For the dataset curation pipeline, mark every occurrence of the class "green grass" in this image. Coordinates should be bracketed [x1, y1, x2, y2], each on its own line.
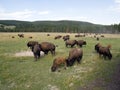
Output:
[0, 33, 120, 90]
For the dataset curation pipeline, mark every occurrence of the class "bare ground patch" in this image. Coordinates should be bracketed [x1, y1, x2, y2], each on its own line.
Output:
[14, 50, 44, 57]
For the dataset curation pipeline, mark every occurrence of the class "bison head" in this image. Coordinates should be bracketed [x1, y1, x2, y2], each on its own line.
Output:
[51, 66, 57, 72]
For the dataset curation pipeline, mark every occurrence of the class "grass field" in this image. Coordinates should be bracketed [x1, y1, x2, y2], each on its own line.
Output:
[0, 32, 120, 90]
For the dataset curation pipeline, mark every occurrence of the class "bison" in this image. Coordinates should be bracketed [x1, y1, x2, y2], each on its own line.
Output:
[51, 57, 67, 72]
[54, 35, 62, 39]
[95, 43, 112, 60]
[98, 45, 112, 60]
[27, 41, 39, 51]
[77, 40, 86, 47]
[95, 43, 101, 53]
[18, 34, 24, 38]
[32, 44, 41, 61]
[66, 48, 83, 66]
[65, 40, 77, 48]
[63, 35, 70, 41]
[39, 42, 56, 55]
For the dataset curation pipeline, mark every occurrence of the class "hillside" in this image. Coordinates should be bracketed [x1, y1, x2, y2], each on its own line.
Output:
[0, 20, 117, 33]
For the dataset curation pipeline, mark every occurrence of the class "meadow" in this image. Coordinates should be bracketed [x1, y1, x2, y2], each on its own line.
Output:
[0, 32, 120, 90]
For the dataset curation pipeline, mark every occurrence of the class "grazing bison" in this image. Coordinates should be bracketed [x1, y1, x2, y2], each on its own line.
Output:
[29, 36, 33, 39]
[12, 36, 15, 38]
[98, 45, 112, 60]
[63, 35, 70, 41]
[27, 41, 39, 51]
[51, 57, 67, 72]
[47, 34, 50, 36]
[32, 44, 41, 61]
[65, 40, 77, 48]
[54, 35, 62, 39]
[77, 40, 86, 47]
[18, 34, 24, 38]
[66, 48, 83, 66]
[95, 43, 101, 53]
[39, 42, 56, 55]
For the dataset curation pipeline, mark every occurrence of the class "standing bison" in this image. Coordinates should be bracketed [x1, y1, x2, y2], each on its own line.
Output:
[98, 45, 112, 60]
[32, 44, 41, 61]
[27, 41, 39, 51]
[65, 40, 77, 48]
[39, 42, 56, 55]
[51, 57, 67, 72]
[27, 41, 40, 61]
[77, 40, 86, 47]
[94, 43, 112, 60]
[66, 48, 83, 66]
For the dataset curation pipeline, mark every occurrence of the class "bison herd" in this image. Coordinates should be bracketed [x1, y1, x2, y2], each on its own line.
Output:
[26, 34, 112, 72]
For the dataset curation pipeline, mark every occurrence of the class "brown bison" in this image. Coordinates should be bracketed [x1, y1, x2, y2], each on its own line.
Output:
[32, 44, 41, 61]
[39, 42, 56, 55]
[51, 57, 67, 72]
[95, 43, 101, 53]
[27, 41, 39, 51]
[77, 40, 86, 47]
[54, 35, 62, 39]
[95, 43, 112, 60]
[29, 36, 33, 39]
[12, 36, 15, 38]
[65, 40, 77, 47]
[98, 45, 112, 60]
[18, 34, 24, 38]
[66, 48, 83, 66]
[63, 35, 70, 41]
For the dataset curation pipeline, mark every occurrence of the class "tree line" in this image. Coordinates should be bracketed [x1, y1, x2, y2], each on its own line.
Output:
[0, 20, 119, 33]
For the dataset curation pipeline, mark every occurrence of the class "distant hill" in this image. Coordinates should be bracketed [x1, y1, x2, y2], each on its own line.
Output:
[0, 20, 118, 33]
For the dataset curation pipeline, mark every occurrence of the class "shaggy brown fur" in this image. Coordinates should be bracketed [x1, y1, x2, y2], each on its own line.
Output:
[67, 48, 83, 66]
[77, 40, 86, 47]
[54, 35, 62, 39]
[65, 40, 77, 48]
[39, 42, 56, 55]
[51, 57, 67, 72]
[32, 44, 41, 61]
[27, 41, 39, 51]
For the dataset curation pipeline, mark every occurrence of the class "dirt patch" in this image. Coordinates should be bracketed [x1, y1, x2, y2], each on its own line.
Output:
[14, 50, 44, 57]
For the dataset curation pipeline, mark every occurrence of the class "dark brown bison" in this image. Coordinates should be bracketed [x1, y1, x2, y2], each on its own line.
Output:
[27, 41, 39, 51]
[65, 40, 77, 47]
[63, 35, 70, 41]
[47, 34, 50, 36]
[95, 43, 101, 53]
[75, 34, 80, 37]
[77, 40, 86, 47]
[54, 35, 62, 39]
[39, 42, 56, 55]
[66, 48, 83, 66]
[18, 34, 24, 38]
[32, 44, 41, 61]
[95, 43, 112, 60]
[96, 37, 99, 41]
[98, 45, 112, 60]
[51, 57, 67, 72]
[29, 36, 33, 39]
[12, 36, 15, 38]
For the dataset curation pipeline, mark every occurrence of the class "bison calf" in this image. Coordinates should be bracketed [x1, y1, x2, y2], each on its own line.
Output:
[51, 57, 67, 72]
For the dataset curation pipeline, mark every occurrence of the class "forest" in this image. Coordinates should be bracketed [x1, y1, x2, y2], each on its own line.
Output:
[0, 20, 119, 33]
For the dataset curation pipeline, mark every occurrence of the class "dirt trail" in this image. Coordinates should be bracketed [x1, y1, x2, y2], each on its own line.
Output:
[77, 63, 120, 90]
